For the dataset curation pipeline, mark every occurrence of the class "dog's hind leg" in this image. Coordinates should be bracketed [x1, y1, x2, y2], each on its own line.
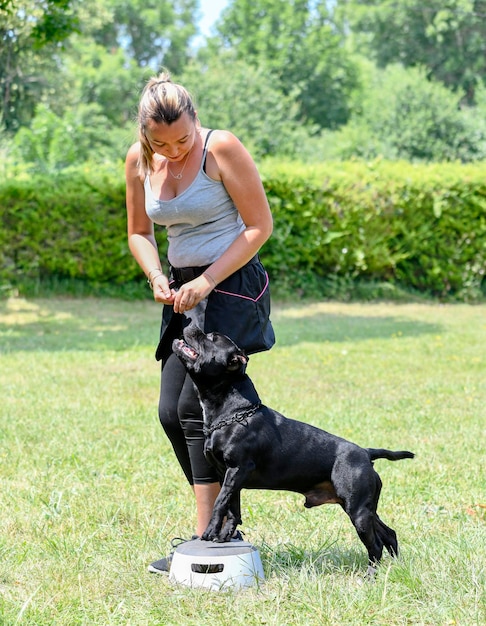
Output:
[345, 503, 384, 576]
[342, 480, 385, 575]
[344, 487, 399, 575]
[375, 515, 398, 557]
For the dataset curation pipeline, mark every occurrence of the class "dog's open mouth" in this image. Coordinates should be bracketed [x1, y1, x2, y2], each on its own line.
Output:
[174, 338, 198, 360]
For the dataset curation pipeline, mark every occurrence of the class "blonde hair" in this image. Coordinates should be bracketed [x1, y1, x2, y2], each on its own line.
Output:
[137, 71, 197, 175]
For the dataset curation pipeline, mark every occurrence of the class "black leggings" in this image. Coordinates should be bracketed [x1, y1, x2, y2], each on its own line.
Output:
[158, 352, 219, 485]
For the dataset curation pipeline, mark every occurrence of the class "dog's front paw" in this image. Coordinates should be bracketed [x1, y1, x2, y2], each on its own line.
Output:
[217, 528, 235, 543]
[201, 526, 219, 542]
[210, 533, 229, 543]
[200, 531, 212, 541]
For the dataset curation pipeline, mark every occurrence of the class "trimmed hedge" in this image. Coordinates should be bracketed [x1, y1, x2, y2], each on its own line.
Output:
[260, 160, 486, 300]
[1, 160, 485, 300]
[0, 164, 144, 287]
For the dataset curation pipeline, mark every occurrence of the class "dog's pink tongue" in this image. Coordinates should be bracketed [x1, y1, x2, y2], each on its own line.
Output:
[183, 345, 198, 358]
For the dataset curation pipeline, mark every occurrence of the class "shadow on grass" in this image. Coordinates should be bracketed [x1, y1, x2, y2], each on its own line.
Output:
[0, 298, 442, 353]
[0, 297, 160, 353]
[272, 311, 443, 347]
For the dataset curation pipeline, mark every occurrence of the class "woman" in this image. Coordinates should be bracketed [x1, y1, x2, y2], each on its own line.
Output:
[125, 71, 275, 573]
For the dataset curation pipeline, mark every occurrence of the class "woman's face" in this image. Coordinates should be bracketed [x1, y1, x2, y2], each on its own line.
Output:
[144, 112, 198, 162]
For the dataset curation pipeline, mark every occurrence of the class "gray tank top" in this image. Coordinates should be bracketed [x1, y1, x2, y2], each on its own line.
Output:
[144, 131, 245, 267]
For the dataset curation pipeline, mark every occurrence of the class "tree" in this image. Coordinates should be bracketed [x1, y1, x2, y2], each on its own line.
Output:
[0, 0, 198, 134]
[61, 38, 145, 126]
[339, 0, 486, 104]
[211, 0, 361, 129]
[84, 0, 197, 73]
[320, 64, 486, 162]
[179, 55, 316, 159]
[0, 0, 79, 131]
[10, 102, 129, 171]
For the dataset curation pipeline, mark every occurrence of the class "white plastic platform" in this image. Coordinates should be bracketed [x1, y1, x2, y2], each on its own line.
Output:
[169, 538, 264, 591]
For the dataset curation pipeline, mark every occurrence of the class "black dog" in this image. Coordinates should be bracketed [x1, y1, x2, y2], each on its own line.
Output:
[173, 326, 414, 575]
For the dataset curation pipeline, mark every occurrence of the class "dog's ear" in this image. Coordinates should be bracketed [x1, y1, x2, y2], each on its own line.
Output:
[227, 353, 248, 372]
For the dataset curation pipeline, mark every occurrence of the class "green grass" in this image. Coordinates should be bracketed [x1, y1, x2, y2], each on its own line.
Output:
[1, 297, 485, 625]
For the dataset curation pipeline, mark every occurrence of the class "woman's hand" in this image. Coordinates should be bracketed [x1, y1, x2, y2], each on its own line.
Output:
[172, 274, 215, 314]
[151, 274, 176, 304]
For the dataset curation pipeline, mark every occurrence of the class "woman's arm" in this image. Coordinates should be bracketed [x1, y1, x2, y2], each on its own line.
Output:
[125, 142, 174, 303]
[203, 130, 273, 282]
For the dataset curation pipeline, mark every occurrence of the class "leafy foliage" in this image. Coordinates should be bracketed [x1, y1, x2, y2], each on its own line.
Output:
[0, 0, 196, 135]
[1, 0, 486, 305]
[259, 160, 486, 300]
[178, 56, 316, 159]
[0, 164, 144, 287]
[318, 64, 486, 162]
[61, 39, 145, 126]
[214, 0, 361, 129]
[0, 0, 79, 131]
[2, 1, 486, 164]
[10, 104, 133, 173]
[340, 0, 486, 105]
[84, 0, 197, 73]
[1, 161, 485, 301]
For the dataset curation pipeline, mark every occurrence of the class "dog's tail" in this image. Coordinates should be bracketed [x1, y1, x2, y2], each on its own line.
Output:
[367, 448, 415, 462]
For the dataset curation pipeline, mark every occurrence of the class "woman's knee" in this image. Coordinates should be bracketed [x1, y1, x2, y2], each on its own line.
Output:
[158, 395, 180, 433]
[177, 379, 203, 438]
[159, 353, 186, 433]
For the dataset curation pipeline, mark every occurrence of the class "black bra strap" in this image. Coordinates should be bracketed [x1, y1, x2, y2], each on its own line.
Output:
[202, 129, 214, 172]
[203, 129, 214, 149]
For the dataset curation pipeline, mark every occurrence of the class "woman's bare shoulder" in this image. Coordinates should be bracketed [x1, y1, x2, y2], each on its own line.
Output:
[126, 141, 141, 162]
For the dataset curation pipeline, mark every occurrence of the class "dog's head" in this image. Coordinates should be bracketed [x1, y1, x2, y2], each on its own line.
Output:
[172, 325, 248, 383]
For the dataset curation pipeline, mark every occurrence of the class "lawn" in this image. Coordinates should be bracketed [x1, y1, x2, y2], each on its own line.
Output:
[0, 296, 485, 625]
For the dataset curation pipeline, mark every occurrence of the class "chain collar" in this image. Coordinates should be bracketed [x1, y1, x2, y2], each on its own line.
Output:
[203, 403, 261, 436]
